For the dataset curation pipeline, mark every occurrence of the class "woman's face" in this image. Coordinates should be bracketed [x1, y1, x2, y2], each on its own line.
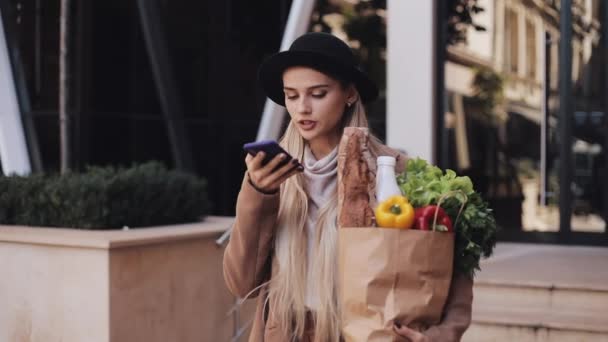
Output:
[282, 66, 356, 146]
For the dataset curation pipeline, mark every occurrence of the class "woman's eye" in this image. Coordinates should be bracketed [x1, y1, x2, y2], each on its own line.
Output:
[312, 92, 327, 98]
[286, 95, 298, 100]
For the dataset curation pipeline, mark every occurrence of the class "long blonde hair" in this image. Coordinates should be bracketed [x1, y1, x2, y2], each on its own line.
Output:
[267, 94, 384, 342]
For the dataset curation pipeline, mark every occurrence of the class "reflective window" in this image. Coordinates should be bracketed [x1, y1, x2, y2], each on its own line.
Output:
[2, 0, 292, 215]
[443, 0, 607, 236]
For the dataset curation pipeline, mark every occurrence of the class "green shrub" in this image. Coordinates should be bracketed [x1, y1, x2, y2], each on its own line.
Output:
[0, 162, 210, 229]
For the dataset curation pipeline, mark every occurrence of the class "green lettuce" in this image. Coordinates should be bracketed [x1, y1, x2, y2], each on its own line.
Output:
[396, 158, 498, 278]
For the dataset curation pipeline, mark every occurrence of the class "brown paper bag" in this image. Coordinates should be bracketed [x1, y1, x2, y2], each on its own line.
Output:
[337, 127, 454, 341]
[338, 228, 454, 342]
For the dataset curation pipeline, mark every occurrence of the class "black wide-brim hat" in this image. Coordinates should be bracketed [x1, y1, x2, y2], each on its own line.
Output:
[258, 32, 379, 106]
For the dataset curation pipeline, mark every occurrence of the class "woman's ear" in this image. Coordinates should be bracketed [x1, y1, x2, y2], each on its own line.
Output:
[346, 85, 359, 105]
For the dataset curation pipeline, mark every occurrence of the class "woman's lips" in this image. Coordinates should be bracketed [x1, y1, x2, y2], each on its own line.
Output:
[298, 120, 317, 131]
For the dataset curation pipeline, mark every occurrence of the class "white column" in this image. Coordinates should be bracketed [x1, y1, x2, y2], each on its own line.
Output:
[0, 10, 31, 175]
[387, 0, 436, 162]
[256, 0, 316, 141]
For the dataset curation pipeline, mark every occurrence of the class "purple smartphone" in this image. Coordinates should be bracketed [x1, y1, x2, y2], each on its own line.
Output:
[243, 140, 301, 170]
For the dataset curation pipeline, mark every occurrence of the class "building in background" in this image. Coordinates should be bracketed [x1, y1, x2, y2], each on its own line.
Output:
[1, 0, 607, 245]
[443, 0, 607, 237]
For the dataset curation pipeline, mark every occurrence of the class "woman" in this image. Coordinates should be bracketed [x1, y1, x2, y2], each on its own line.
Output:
[223, 32, 473, 342]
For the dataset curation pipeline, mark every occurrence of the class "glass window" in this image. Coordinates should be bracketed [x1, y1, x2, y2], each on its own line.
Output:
[504, 8, 519, 74]
[526, 18, 537, 79]
[592, 0, 600, 21]
[443, 1, 608, 236]
[8, 0, 60, 112]
[2, 0, 294, 215]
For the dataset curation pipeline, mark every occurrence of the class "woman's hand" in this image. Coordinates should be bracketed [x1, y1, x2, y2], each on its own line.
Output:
[394, 324, 430, 342]
[245, 152, 303, 193]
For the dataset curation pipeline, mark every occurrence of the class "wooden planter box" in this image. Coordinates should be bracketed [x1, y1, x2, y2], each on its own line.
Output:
[0, 216, 252, 342]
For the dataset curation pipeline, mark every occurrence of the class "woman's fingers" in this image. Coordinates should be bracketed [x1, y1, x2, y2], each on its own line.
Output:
[245, 153, 254, 165]
[264, 166, 302, 191]
[245, 152, 303, 192]
[257, 153, 290, 178]
[245, 152, 266, 172]
[265, 160, 303, 187]
[393, 324, 429, 342]
[256, 160, 302, 191]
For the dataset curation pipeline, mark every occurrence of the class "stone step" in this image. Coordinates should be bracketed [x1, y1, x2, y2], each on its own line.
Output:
[462, 243, 608, 342]
[464, 306, 608, 342]
[473, 281, 608, 315]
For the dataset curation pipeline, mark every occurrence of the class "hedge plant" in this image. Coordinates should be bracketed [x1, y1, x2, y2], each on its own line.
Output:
[0, 162, 210, 229]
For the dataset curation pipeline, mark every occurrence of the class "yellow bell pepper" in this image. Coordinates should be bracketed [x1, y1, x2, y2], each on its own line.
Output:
[375, 195, 415, 229]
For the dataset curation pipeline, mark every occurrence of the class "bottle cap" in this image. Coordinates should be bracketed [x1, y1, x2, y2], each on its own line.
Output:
[377, 156, 396, 167]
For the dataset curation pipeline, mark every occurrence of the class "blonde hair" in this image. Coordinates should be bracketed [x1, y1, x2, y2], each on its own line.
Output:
[267, 95, 384, 342]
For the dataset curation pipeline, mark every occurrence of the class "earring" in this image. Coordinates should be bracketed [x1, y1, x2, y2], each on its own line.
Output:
[347, 102, 352, 107]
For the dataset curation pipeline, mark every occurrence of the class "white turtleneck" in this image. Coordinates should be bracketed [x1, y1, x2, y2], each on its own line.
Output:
[302, 144, 338, 310]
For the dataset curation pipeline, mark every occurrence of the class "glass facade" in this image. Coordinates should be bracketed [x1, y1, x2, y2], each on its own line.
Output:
[1, 0, 388, 216]
[441, 0, 607, 244]
[1, 0, 293, 215]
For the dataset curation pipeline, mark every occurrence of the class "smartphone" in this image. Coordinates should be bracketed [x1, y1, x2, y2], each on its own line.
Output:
[243, 140, 301, 170]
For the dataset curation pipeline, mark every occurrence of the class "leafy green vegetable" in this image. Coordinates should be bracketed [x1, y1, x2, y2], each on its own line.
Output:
[397, 158, 498, 278]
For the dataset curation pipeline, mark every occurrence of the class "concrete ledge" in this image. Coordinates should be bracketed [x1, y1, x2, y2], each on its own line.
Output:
[0, 216, 234, 249]
[0, 216, 247, 342]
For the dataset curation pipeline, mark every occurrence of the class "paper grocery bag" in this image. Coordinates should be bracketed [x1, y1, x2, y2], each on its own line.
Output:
[338, 228, 454, 342]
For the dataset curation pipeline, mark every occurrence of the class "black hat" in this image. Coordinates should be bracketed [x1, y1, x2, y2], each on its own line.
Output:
[258, 32, 379, 106]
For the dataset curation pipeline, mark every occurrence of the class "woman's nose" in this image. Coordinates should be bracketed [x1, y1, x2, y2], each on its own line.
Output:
[296, 97, 312, 114]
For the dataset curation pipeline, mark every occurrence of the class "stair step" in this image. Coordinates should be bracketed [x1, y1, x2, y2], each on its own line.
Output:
[473, 282, 608, 314]
[464, 243, 608, 341]
[476, 243, 608, 292]
[464, 305, 608, 341]
[464, 323, 608, 342]
[471, 306, 608, 334]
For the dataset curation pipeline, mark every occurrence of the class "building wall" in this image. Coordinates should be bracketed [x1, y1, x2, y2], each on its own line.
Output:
[0, 0, 293, 216]
[450, 0, 602, 119]
[445, 0, 607, 234]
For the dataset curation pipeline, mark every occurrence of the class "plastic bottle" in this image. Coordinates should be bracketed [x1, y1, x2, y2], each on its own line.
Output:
[375, 156, 402, 205]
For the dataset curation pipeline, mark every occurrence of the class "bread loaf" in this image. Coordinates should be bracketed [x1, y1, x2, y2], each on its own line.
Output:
[337, 127, 376, 228]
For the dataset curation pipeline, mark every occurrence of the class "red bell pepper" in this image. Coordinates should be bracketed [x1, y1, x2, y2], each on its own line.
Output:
[414, 205, 453, 232]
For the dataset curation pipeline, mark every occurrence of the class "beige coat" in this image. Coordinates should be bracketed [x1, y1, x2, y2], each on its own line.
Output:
[223, 146, 474, 341]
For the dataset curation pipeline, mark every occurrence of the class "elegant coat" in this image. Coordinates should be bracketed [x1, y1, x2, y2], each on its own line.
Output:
[223, 146, 473, 342]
